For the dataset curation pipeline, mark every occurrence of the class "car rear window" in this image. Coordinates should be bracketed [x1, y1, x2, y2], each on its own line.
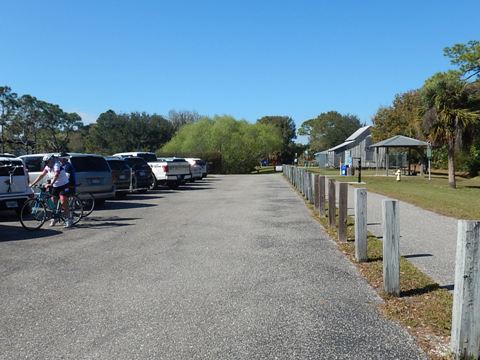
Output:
[125, 157, 149, 169]
[136, 153, 158, 162]
[71, 156, 110, 172]
[107, 160, 129, 171]
[22, 156, 43, 172]
[0, 160, 25, 176]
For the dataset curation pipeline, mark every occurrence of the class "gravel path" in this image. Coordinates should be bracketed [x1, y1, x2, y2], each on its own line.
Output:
[324, 181, 457, 289]
[0, 174, 425, 359]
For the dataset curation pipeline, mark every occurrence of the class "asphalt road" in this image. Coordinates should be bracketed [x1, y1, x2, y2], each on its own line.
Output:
[0, 175, 425, 359]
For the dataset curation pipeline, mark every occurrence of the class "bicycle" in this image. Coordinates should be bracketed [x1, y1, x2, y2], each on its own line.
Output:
[19, 185, 84, 230]
[76, 187, 95, 217]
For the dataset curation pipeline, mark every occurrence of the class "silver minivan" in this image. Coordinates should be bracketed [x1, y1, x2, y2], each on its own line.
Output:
[20, 153, 115, 206]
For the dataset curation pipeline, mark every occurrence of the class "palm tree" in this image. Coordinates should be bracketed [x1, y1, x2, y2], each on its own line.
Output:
[421, 71, 480, 188]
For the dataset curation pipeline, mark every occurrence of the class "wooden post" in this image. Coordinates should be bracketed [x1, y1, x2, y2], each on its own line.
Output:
[310, 173, 315, 204]
[314, 174, 319, 210]
[451, 220, 480, 360]
[338, 183, 348, 242]
[355, 188, 368, 262]
[382, 199, 400, 296]
[328, 179, 336, 228]
[319, 176, 326, 216]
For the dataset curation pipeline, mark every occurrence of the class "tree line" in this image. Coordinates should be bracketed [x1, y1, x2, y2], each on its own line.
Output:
[0, 88, 299, 173]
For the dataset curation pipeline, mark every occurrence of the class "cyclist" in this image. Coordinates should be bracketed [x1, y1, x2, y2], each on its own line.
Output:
[58, 152, 76, 196]
[29, 154, 73, 228]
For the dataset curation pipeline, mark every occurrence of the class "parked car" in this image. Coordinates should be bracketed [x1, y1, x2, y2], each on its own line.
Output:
[105, 156, 131, 198]
[20, 153, 115, 206]
[0, 155, 33, 215]
[185, 158, 204, 181]
[121, 156, 152, 192]
[113, 152, 191, 189]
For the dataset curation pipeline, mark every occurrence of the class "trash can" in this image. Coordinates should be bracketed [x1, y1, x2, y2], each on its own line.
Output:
[341, 165, 347, 176]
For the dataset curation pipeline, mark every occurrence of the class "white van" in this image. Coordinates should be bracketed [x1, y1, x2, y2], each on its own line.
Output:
[0, 155, 33, 214]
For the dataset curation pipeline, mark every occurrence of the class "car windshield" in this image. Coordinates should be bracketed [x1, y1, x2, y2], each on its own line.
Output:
[71, 156, 110, 172]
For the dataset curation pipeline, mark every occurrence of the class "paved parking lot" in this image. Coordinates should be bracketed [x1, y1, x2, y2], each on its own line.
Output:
[0, 175, 425, 359]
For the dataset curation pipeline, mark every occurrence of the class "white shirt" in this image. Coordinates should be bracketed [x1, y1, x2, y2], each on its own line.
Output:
[43, 161, 69, 187]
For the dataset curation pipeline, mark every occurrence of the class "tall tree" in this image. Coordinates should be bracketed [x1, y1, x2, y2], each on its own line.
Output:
[298, 111, 362, 152]
[162, 115, 282, 173]
[421, 71, 480, 188]
[257, 116, 297, 163]
[371, 90, 424, 142]
[444, 40, 480, 80]
[0, 86, 18, 153]
[168, 110, 201, 132]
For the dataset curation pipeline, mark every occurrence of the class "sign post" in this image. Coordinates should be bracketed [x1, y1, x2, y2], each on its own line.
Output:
[426, 145, 432, 181]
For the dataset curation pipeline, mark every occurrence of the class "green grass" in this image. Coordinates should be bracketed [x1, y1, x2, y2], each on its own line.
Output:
[308, 167, 480, 220]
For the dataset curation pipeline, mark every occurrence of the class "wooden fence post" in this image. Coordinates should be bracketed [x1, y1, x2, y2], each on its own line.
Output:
[338, 183, 348, 242]
[451, 220, 480, 360]
[328, 179, 336, 228]
[314, 174, 319, 210]
[355, 188, 368, 262]
[310, 173, 315, 204]
[382, 199, 400, 296]
[319, 176, 326, 216]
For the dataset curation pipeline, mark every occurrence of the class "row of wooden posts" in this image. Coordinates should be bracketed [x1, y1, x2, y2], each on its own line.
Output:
[283, 165, 480, 360]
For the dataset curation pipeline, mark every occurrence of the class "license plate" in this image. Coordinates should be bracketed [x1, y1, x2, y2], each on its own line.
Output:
[139, 171, 145, 176]
[119, 175, 127, 180]
[6, 201, 18, 208]
[90, 178, 101, 185]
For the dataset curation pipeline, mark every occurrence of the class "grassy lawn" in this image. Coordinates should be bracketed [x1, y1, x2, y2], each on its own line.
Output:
[307, 167, 480, 220]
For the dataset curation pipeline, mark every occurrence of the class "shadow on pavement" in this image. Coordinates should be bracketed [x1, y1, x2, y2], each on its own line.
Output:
[103, 201, 157, 210]
[403, 253, 433, 259]
[0, 224, 62, 242]
[116, 194, 164, 201]
[177, 185, 213, 191]
[75, 215, 140, 229]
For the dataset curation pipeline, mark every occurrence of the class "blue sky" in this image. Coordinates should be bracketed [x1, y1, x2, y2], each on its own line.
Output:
[2, 0, 478, 142]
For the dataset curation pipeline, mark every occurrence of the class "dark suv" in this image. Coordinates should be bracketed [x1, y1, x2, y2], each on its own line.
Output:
[105, 157, 131, 198]
[122, 156, 152, 192]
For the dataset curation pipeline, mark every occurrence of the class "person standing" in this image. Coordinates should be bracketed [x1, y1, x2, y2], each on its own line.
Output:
[30, 154, 73, 228]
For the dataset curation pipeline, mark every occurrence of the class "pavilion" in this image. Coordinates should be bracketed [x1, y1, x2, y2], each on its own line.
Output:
[369, 135, 430, 176]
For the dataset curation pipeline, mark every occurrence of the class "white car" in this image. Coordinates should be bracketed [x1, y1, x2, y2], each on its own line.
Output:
[0, 155, 33, 215]
[184, 158, 203, 181]
[185, 158, 207, 179]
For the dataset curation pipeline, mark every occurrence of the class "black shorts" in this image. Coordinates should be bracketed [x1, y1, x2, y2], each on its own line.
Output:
[52, 184, 70, 197]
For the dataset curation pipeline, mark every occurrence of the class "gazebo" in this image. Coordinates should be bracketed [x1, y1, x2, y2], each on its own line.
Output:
[369, 135, 430, 176]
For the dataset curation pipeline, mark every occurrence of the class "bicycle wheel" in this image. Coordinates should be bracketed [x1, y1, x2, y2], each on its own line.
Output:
[68, 195, 84, 224]
[78, 192, 95, 217]
[20, 199, 47, 230]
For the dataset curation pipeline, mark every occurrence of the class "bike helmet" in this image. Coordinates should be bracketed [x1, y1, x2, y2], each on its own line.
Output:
[42, 154, 56, 162]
